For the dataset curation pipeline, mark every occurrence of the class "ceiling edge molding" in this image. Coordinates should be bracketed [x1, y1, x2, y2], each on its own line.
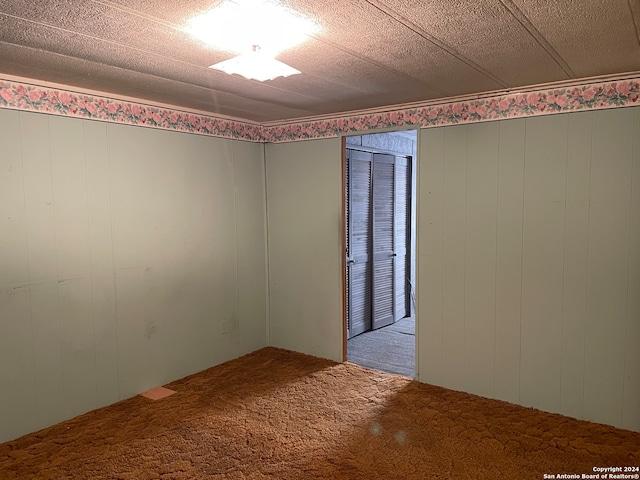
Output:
[0, 72, 639, 144]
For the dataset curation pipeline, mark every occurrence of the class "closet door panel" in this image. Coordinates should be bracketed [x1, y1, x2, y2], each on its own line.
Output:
[372, 154, 395, 329]
[347, 150, 373, 337]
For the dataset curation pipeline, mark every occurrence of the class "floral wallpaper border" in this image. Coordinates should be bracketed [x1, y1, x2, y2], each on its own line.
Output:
[262, 77, 640, 142]
[1, 76, 639, 143]
[0, 79, 263, 142]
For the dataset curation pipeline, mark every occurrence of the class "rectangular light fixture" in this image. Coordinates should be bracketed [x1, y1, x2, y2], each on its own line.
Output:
[209, 47, 301, 82]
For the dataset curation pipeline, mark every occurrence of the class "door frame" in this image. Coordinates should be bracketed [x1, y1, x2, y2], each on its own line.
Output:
[342, 129, 418, 360]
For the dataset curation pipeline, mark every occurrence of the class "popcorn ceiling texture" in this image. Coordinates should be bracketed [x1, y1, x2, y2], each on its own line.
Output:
[0, 0, 639, 122]
[0, 347, 637, 479]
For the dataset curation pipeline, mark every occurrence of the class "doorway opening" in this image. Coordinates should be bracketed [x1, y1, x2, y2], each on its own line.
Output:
[344, 130, 417, 378]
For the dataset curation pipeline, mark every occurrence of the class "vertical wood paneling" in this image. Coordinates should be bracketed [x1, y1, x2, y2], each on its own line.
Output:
[520, 114, 568, 413]
[49, 116, 98, 419]
[232, 140, 268, 356]
[29, 282, 64, 429]
[0, 288, 37, 441]
[623, 107, 640, 431]
[111, 265, 153, 398]
[583, 109, 634, 427]
[196, 136, 239, 371]
[84, 122, 114, 277]
[465, 122, 499, 398]
[182, 136, 238, 370]
[560, 111, 592, 420]
[109, 125, 170, 396]
[20, 112, 57, 285]
[418, 128, 444, 385]
[0, 109, 37, 440]
[265, 139, 344, 362]
[84, 120, 119, 406]
[50, 116, 91, 280]
[108, 125, 239, 397]
[107, 124, 149, 398]
[59, 278, 96, 418]
[1, 108, 268, 442]
[494, 118, 525, 404]
[0, 109, 29, 290]
[417, 108, 640, 431]
[19, 112, 66, 429]
[441, 126, 467, 390]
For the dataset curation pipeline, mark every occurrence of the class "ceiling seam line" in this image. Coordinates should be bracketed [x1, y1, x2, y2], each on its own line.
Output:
[628, 0, 640, 47]
[91, 0, 184, 31]
[365, 0, 509, 89]
[306, 34, 451, 97]
[497, 0, 576, 78]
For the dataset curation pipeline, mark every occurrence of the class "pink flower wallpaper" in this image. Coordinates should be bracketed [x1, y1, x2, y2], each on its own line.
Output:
[261, 79, 640, 142]
[0, 76, 638, 144]
[0, 81, 262, 141]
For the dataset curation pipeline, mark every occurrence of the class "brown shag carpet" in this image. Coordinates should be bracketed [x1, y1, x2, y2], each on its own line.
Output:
[1, 347, 638, 479]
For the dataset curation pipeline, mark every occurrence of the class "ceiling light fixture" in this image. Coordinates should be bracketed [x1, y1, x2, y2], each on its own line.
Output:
[186, 0, 318, 81]
[209, 45, 301, 81]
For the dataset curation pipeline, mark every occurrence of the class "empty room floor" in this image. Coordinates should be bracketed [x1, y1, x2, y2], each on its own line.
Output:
[347, 316, 415, 378]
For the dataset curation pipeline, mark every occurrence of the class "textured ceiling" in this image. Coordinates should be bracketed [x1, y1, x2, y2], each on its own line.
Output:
[1, 0, 639, 123]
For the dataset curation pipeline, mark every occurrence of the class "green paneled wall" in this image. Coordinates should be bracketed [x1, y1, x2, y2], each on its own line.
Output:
[418, 107, 640, 432]
[0, 110, 267, 443]
[265, 139, 344, 362]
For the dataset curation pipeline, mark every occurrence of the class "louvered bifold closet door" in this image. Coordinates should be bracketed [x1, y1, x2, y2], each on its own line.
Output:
[394, 156, 410, 320]
[372, 153, 396, 330]
[347, 149, 373, 338]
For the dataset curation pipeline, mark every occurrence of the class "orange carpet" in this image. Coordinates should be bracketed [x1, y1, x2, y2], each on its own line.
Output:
[1, 347, 638, 479]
